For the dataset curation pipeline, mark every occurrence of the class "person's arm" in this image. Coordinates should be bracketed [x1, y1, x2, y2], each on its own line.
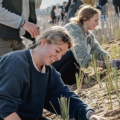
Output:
[90, 33, 110, 61]
[4, 112, 21, 120]
[35, 0, 42, 9]
[0, 0, 40, 38]
[64, 24, 92, 68]
[44, 66, 94, 120]
[65, 0, 71, 12]
[0, 70, 24, 119]
[0, 0, 23, 29]
[61, 11, 65, 14]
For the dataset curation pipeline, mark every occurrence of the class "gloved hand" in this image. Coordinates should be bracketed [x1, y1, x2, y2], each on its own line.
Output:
[89, 114, 106, 120]
[112, 59, 120, 69]
[103, 59, 120, 69]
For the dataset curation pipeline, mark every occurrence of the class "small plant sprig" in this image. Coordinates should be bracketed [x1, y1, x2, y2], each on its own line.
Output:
[50, 96, 70, 120]
[58, 97, 70, 120]
[104, 57, 120, 108]
[91, 55, 102, 88]
[76, 67, 84, 93]
[104, 78, 113, 110]
[115, 27, 120, 39]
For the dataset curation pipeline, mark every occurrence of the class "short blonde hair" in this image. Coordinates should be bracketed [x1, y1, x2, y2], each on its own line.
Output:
[28, 26, 73, 49]
[70, 5, 100, 25]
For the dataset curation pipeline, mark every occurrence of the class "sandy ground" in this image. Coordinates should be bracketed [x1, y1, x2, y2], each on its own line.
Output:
[43, 39, 120, 120]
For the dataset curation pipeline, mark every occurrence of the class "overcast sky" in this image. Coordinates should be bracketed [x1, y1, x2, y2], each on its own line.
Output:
[40, 0, 67, 9]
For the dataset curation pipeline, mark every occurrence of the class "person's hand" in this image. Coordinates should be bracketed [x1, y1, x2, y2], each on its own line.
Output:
[98, 61, 104, 68]
[22, 21, 40, 38]
[89, 115, 106, 120]
[112, 59, 120, 69]
[103, 59, 120, 69]
[88, 112, 106, 120]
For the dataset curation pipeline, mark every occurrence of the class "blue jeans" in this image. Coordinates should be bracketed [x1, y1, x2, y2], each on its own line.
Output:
[101, 5, 107, 15]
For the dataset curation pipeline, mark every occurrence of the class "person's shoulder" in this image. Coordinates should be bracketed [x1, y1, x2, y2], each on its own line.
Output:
[64, 23, 83, 33]
[5, 49, 28, 61]
[0, 49, 29, 71]
[64, 23, 80, 29]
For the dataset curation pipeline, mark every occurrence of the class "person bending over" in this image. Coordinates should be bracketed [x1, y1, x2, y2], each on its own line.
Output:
[52, 5, 120, 85]
[0, 26, 106, 120]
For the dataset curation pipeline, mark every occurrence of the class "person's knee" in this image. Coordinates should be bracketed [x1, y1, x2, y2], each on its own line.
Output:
[59, 59, 79, 85]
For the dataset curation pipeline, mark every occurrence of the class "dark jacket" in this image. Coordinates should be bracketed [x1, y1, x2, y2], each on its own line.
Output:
[99, 0, 107, 6]
[0, 49, 94, 120]
[0, 0, 36, 41]
[113, 0, 120, 6]
[50, 9, 56, 19]
[65, 0, 83, 23]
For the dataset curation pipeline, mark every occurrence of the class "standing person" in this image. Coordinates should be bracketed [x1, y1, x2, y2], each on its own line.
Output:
[54, 5, 62, 24]
[99, 0, 108, 17]
[61, 2, 67, 22]
[53, 5, 120, 85]
[83, 0, 94, 6]
[65, 0, 83, 23]
[0, 26, 106, 120]
[0, 0, 41, 57]
[50, 6, 56, 24]
[113, 0, 120, 17]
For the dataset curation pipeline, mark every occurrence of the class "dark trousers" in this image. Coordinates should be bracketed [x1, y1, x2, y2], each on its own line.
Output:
[52, 50, 80, 85]
[114, 5, 120, 16]
[61, 13, 65, 21]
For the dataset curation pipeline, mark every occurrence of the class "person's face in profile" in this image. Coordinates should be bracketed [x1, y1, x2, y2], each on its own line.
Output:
[84, 13, 99, 31]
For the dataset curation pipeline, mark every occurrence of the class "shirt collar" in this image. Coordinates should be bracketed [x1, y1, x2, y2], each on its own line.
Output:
[30, 49, 46, 73]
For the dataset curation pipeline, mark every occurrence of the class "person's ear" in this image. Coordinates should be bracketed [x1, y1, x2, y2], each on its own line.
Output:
[40, 38, 47, 47]
[83, 18, 88, 24]
[83, 18, 87, 21]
